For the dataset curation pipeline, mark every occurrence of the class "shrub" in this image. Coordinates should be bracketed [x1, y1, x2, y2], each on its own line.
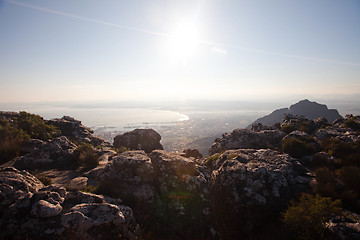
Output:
[322, 139, 360, 158]
[280, 124, 295, 134]
[282, 193, 341, 240]
[0, 119, 29, 164]
[82, 185, 99, 194]
[282, 137, 316, 158]
[13, 111, 59, 140]
[115, 146, 130, 153]
[336, 166, 360, 192]
[298, 120, 315, 134]
[204, 153, 221, 167]
[314, 167, 337, 197]
[73, 143, 99, 169]
[33, 171, 52, 186]
[343, 118, 360, 131]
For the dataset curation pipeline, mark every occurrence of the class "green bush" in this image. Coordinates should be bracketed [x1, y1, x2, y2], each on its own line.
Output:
[0, 119, 30, 163]
[115, 146, 130, 153]
[13, 111, 59, 140]
[282, 137, 316, 158]
[204, 153, 221, 167]
[336, 166, 360, 192]
[73, 143, 99, 169]
[343, 118, 360, 131]
[280, 124, 295, 134]
[314, 167, 337, 197]
[298, 120, 315, 134]
[322, 139, 360, 158]
[82, 185, 99, 194]
[282, 193, 341, 240]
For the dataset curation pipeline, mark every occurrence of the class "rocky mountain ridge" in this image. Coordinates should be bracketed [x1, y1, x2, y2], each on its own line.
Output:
[0, 109, 360, 239]
[248, 99, 343, 128]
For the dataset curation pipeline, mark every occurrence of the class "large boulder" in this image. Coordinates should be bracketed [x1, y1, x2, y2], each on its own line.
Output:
[113, 129, 163, 153]
[0, 167, 44, 216]
[98, 150, 215, 239]
[0, 167, 138, 240]
[209, 129, 285, 155]
[50, 116, 110, 147]
[209, 149, 311, 239]
[99, 151, 157, 226]
[13, 136, 77, 170]
[149, 150, 214, 239]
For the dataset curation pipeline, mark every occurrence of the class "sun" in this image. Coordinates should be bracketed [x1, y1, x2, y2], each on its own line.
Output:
[166, 22, 200, 61]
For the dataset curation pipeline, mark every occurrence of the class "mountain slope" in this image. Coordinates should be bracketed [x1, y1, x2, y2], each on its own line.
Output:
[248, 99, 342, 128]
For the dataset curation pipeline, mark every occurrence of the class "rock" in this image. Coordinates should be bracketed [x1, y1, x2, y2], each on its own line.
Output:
[20, 139, 44, 155]
[50, 116, 111, 147]
[0, 167, 139, 240]
[149, 150, 213, 239]
[209, 129, 285, 155]
[0, 167, 44, 216]
[180, 149, 203, 159]
[61, 203, 135, 240]
[326, 211, 360, 240]
[13, 136, 77, 170]
[68, 177, 88, 191]
[209, 149, 311, 239]
[30, 199, 63, 218]
[113, 129, 163, 153]
[100, 151, 156, 226]
[98, 150, 215, 239]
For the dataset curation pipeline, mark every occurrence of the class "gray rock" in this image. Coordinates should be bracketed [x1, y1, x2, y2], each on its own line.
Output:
[68, 177, 88, 191]
[209, 129, 285, 155]
[0, 167, 139, 240]
[50, 116, 111, 147]
[0, 167, 44, 215]
[30, 199, 63, 218]
[327, 211, 360, 240]
[113, 129, 163, 153]
[210, 149, 311, 239]
[13, 136, 77, 170]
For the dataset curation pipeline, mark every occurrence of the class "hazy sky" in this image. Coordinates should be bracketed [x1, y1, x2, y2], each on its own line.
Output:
[1, 0, 359, 103]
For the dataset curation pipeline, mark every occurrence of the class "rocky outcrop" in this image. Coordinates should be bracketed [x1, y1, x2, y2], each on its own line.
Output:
[209, 129, 285, 155]
[50, 116, 110, 147]
[0, 167, 44, 216]
[98, 150, 215, 239]
[180, 149, 203, 159]
[0, 167, 138, 240]
[149, 150, 213, 239]
[209, 149, 311, 239]
[327, 211, 360, 240]
[249, 99, 343, 128]
[99, 150, 157, 226]
[13, 136, 77, 170]
[113, 129, 163, 153]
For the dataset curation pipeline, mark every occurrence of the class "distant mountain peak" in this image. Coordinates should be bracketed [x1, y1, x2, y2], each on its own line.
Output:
[248, 99, 342, 128]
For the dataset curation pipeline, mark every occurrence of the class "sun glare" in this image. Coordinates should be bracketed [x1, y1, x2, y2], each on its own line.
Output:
[166, 22, 200, 61]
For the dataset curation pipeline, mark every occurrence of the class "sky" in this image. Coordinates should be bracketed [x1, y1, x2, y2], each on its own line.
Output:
[0, 0, 360, 104]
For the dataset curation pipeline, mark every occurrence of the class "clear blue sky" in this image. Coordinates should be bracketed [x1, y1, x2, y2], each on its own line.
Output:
[0, 0, 359, 103]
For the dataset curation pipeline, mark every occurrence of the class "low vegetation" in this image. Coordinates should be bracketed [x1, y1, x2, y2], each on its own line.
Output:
[73, 143, 99, 169]
[282, 193, 341, 240]
[0, 112, 59, 164]
[282, 137, 316, 158]
[0, 119, 29, 164]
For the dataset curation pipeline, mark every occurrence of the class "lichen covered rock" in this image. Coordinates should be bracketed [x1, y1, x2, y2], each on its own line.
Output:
[0, 167, 138, 240]
[209, 129, 285, 155]
[113, 129, 163, 153]
[209, 149, 311, 239]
